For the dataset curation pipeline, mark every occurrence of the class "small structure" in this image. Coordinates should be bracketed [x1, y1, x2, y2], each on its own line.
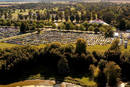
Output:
[89, 19, 109, 25]
[114, 32, 119, 37]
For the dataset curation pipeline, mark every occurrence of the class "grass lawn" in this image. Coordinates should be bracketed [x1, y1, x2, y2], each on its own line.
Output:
[0, 43, 19, 49]
[0, 42, 130, 52]
[87, 44, 111, 52]
[120, 45, 130, 52]
[64, 76, 97, 87]
[87, 45, 130, 52]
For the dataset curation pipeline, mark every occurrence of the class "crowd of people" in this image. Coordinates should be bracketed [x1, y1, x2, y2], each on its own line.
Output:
[0, 28, 19, 39]
[3, 30, 115, 45]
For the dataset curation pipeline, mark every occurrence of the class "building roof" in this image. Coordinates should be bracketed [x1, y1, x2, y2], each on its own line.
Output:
[89, 19, 109, 25]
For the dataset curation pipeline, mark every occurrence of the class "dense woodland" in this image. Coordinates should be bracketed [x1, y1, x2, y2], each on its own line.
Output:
[0, 38, 129, 87]
[0, 3, 129, 31]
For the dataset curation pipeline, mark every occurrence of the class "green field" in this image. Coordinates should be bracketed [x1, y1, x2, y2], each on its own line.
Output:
[0, 43, 18, 49]
[0, 43, 130, 52]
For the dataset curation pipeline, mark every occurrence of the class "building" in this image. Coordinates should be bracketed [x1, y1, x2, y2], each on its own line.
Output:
[89, 19, 109, 25]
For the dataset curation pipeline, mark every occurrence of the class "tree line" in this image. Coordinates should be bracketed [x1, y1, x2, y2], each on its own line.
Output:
[0, 38, 129, 87]
[0, 3, 129, 30]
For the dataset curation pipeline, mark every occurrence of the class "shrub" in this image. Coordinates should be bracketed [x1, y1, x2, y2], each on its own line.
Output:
[89, 64, 96, 80]
[79, 24, 85, 31]
[58, 23, 65, 29]
[86, 54, 97, 65]
[57, 57, 70, 75]
[98, 59, 107, 71]
[120, 50, 130, 80]
[88, 26, 95, 31]
[75, 38, 87, 54]
[105, 39, 121, 64]
[104, 26, 114, 37]
[104, 50, 121, 64]
[104, 61, 121, 87]
[92, 51, 105, 61]
[65, 22, 75, 30]
[48, 42, 61, 50]
[109, 39, 120, 51]
[52, 23, 56, 29]
[64, 44, 74, 53]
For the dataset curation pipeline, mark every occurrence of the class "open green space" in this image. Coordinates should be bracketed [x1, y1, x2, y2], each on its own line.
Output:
[0, 43, 18, 49]
[0, 42, 129, 52]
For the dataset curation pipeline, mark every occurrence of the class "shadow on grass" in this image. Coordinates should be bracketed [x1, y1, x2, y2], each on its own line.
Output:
[0, 63, 87, 85]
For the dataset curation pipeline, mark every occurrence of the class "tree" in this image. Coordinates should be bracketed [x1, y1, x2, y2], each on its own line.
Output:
[105, 39, 121, 64]
[6, 20, 12, 26]
[55, 15, 59, 22]
[75, 38, 87, 54]
[83, 22, 89, 30]
[109, 39, 120, 51]
[120, 50, 130, 80]
[37, 28, 41, 34]
[81, 14, 86, 22]
[88, 26, 95, 31]
[96, 69, 107, 87]
[31, 26, 36, 31]
[105, 27, 114, 37]
[104, 62, 121, 87]
[57, 57, 70, 75]
[76, 14, 80, 23]
[70, 15, 75, 22]
[89, 64, 96, 80]
[64, 44, 74, 53]
[98, 59, 107, 71]
[65, 22, 75, 30]
[125, 20, 130, 29]
[46, 11, 50, 21]
[119, 18, 126, 30]
[99, 26, 105, 33]
[58, 23, 65, 29]
[52, 24, 56, 29]
[65, 16, 69, 22]
[65, 9, 70, 22]
[58, 12, 64, 21]
[102, 11, 116, 24]
[18, 14, 24, 20]
[79, 24, 85, 31]
[52, 15, 55, 22]
[36, 11, 41, 20]
[48, 42, 61, 50]
[20, 22, 27, 33]
[28, 10, 33, 19]
[94, 27, 99, 34]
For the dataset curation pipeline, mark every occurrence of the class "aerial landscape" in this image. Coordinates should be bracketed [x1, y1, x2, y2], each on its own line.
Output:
[0, 0, 129, 87]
